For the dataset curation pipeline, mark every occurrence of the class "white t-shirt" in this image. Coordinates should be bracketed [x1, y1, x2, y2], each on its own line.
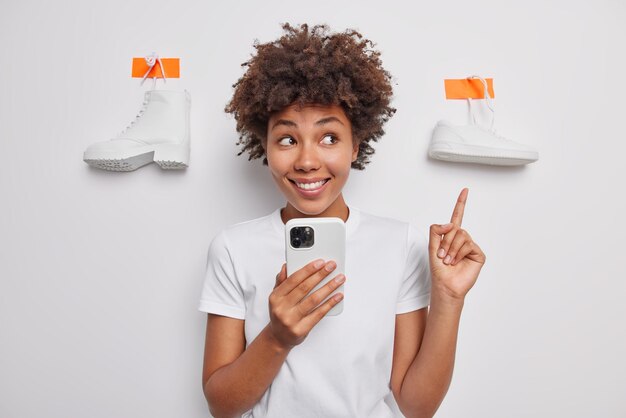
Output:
[198, 205, 432, 418]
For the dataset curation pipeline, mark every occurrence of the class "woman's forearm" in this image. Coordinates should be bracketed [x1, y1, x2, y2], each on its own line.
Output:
[399, 293, 464, 418]
[204, 323, 292, 418]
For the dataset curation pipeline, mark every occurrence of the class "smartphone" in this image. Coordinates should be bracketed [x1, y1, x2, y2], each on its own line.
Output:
[285, 217, 346, 316]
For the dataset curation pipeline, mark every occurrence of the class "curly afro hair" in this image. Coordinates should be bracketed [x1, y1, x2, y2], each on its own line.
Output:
[224, 22, 397, 170]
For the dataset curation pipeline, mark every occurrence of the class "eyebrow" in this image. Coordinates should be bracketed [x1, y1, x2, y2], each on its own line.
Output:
[270, 116, 345, 131]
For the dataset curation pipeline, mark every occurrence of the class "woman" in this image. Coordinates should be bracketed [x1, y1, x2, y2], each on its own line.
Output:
[199, 23, 486, 418]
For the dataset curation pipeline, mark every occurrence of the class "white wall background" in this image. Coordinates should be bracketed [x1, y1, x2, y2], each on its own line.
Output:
[1, 0, 625, 417]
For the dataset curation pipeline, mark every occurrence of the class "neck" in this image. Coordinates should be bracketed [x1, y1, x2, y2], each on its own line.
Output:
[280, 195, 350, 224]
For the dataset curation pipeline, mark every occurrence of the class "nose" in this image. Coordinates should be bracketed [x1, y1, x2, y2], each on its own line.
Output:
[294, 142, 321, 172]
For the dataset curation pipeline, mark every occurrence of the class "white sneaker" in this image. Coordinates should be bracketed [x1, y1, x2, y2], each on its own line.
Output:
[83, 89, 191, 171]
[429, 76, 538, 166]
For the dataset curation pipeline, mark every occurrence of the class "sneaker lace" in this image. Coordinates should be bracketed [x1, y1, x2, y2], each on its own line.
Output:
[491, 128, 509, 140]
[467, 75, 499, 134]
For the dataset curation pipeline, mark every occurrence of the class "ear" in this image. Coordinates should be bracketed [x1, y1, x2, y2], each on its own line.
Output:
[351, 141, 359, 162]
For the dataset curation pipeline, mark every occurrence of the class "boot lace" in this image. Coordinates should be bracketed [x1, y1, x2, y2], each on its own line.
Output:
[118, 53, 168, 136]
[119, 93, 150, 136]
[140, 51, 167, 89]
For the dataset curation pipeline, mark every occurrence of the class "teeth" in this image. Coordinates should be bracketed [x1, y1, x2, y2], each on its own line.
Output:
[295, 179, 327, 190]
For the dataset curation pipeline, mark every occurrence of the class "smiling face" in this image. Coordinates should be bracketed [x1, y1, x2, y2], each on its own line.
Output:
[265, 103, 359, 223]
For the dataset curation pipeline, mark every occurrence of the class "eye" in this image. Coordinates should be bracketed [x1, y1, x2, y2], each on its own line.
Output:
[278, 137, 295, 146]
[320, 134, 338, 145]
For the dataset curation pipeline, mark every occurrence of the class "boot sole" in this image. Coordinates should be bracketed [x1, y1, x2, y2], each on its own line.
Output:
[84, 143, 189, 171]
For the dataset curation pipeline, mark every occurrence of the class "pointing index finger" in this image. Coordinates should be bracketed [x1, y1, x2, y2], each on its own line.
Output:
[450, 188, 469, 226]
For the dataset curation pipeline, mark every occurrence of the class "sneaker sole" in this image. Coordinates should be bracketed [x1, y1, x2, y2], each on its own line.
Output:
[83, 143, 189, 171]
[429, 143, 538, 166]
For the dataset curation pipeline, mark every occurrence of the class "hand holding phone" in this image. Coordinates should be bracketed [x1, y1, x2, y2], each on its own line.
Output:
[268, 259, 345, 349]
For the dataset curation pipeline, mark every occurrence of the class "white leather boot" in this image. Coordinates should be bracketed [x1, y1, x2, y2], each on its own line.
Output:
[84, 89, 191, 171]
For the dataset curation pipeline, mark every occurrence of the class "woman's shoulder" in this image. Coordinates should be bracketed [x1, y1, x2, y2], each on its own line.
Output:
[213, 209, 279, 243]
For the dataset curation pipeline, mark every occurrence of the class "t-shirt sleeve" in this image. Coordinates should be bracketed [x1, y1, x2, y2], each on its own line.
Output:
[396, 223, 432, 314]
[197, 230, 246, 319]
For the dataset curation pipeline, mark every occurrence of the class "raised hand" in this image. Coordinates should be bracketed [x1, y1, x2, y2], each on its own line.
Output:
[268, 259, 345, 349]
[429, 188, 486, 301]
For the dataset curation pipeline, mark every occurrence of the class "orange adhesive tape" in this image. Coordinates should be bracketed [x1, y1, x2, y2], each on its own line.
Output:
[444, 78, 494, 99]
[131, 58, 180, 79]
